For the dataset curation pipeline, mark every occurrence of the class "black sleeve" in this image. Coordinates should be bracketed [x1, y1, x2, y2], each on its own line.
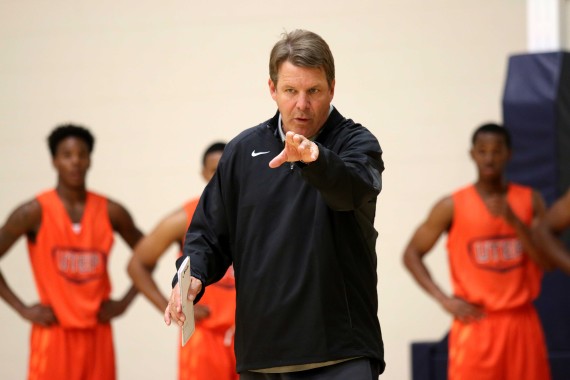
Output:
[299, 127, 384, 211]
[171, 160, 233, 304]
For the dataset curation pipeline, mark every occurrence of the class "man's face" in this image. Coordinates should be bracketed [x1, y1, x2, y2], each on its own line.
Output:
[201, 151, 223, 182]
[470, 132, 511, 181]
[52, 137, 91, 188]
[269, 60, 335, 139]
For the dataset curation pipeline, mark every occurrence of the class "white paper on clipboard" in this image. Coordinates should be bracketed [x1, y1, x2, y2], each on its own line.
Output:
[177, 256, 195, 346]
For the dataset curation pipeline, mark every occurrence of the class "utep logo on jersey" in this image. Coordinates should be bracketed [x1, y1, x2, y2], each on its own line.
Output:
[52, 247, 107, 283]
[468, 235, 525, 272]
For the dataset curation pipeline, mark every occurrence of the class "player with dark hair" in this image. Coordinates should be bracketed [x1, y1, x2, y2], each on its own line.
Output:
[47, 124, 95, 157]
[402, 123, 552, 379]
[471, 123, 511, 148]
[0, 123, 143, 380]
[127, 142, 237, 380]
[202, 142, 226, 166]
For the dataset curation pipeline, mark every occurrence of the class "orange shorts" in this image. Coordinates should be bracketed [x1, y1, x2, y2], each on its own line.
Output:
[179, 325, 238, 380]
[448, 304, 550, 380]
[28, 323, 115, 380]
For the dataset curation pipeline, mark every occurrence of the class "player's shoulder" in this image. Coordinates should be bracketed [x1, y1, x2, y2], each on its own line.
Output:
[507, 182, 538, 205]
[105, 197, 129, 215]
[450, 183, 475, 197]
[85, 189, 111, 202]
[16, 197, 42, 217]
[96, 193, 133, 226]
[435, 194, 454, 206]
[431, 194, 454, 215]
[507, 182, 533, 193]
[2, 197, 42, 233]
[161, 206, 189, 231]
[561, 189, 570, 206]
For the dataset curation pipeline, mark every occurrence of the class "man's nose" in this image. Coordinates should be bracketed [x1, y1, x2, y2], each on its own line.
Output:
[296, 93, 310, 110]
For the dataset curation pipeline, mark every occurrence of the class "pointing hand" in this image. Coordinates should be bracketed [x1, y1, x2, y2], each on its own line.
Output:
[269, 131, 319, 168]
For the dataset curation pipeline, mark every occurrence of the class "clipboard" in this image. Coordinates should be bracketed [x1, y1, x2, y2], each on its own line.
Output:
[177, 256, 195, 346]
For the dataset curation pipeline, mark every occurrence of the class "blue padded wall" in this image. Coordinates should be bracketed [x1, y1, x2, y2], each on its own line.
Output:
[503, 52, 570, 378]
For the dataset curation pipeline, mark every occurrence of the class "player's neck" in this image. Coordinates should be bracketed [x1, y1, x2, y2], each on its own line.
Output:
[56, 183, 87, 204]
[474, 178, 508, 196]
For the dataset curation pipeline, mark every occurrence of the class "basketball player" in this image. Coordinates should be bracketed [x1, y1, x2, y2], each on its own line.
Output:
[533, 189, 570, 274]
[0, 124, 143, 380]
[402, 123, 552, 379]
[127, 142, 238, 380]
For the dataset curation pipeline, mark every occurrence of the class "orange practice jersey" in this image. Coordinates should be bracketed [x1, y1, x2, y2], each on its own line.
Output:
[446, 184, 542, 311]
[27, 189, 114, 328]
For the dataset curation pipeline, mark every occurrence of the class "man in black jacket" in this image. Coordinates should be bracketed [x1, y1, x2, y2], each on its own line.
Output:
[165, 29, 385, 379]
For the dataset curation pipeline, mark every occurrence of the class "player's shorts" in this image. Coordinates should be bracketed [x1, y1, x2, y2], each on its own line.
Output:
[448, 304, 550, 380]
[28, 323, 115, 380]
[179, 325, 238, 380]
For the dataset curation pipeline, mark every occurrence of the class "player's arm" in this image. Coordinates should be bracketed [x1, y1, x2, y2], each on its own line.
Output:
[532, 190, 570, 273]
[127, 208, 187, 313]
[500, 190, 554, 269]
[0, 200, 57, 326]
[402, 196, 484, 323]
[98, 199, 144, 322]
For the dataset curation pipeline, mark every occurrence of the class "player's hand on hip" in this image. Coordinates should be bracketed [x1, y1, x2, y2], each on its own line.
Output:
[97, 299, 126, 322]
[22, 303, 58, 326]
[194, 304, 211, 322]
[269, 131, 319, 168]
[441, 296, 485, 323]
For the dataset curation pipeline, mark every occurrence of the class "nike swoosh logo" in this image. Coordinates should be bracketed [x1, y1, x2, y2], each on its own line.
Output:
[251, 150, 270, 157]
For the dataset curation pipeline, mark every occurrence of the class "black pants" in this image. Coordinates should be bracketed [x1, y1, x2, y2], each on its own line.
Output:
[240, 358, 381, 380]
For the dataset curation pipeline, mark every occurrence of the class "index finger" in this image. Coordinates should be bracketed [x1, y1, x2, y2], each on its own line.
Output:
[164, 304, 173, 325]
[269, 149, 287, 168]
[164, 284, 184, 326]
[168, 300, 185, 326]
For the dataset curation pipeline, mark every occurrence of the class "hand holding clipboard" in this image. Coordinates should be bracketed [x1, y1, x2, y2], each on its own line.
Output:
[177, 256, 196, 346]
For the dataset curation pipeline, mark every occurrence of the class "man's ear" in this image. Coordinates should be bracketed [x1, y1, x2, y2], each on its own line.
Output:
[268, 78, 277, 101]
